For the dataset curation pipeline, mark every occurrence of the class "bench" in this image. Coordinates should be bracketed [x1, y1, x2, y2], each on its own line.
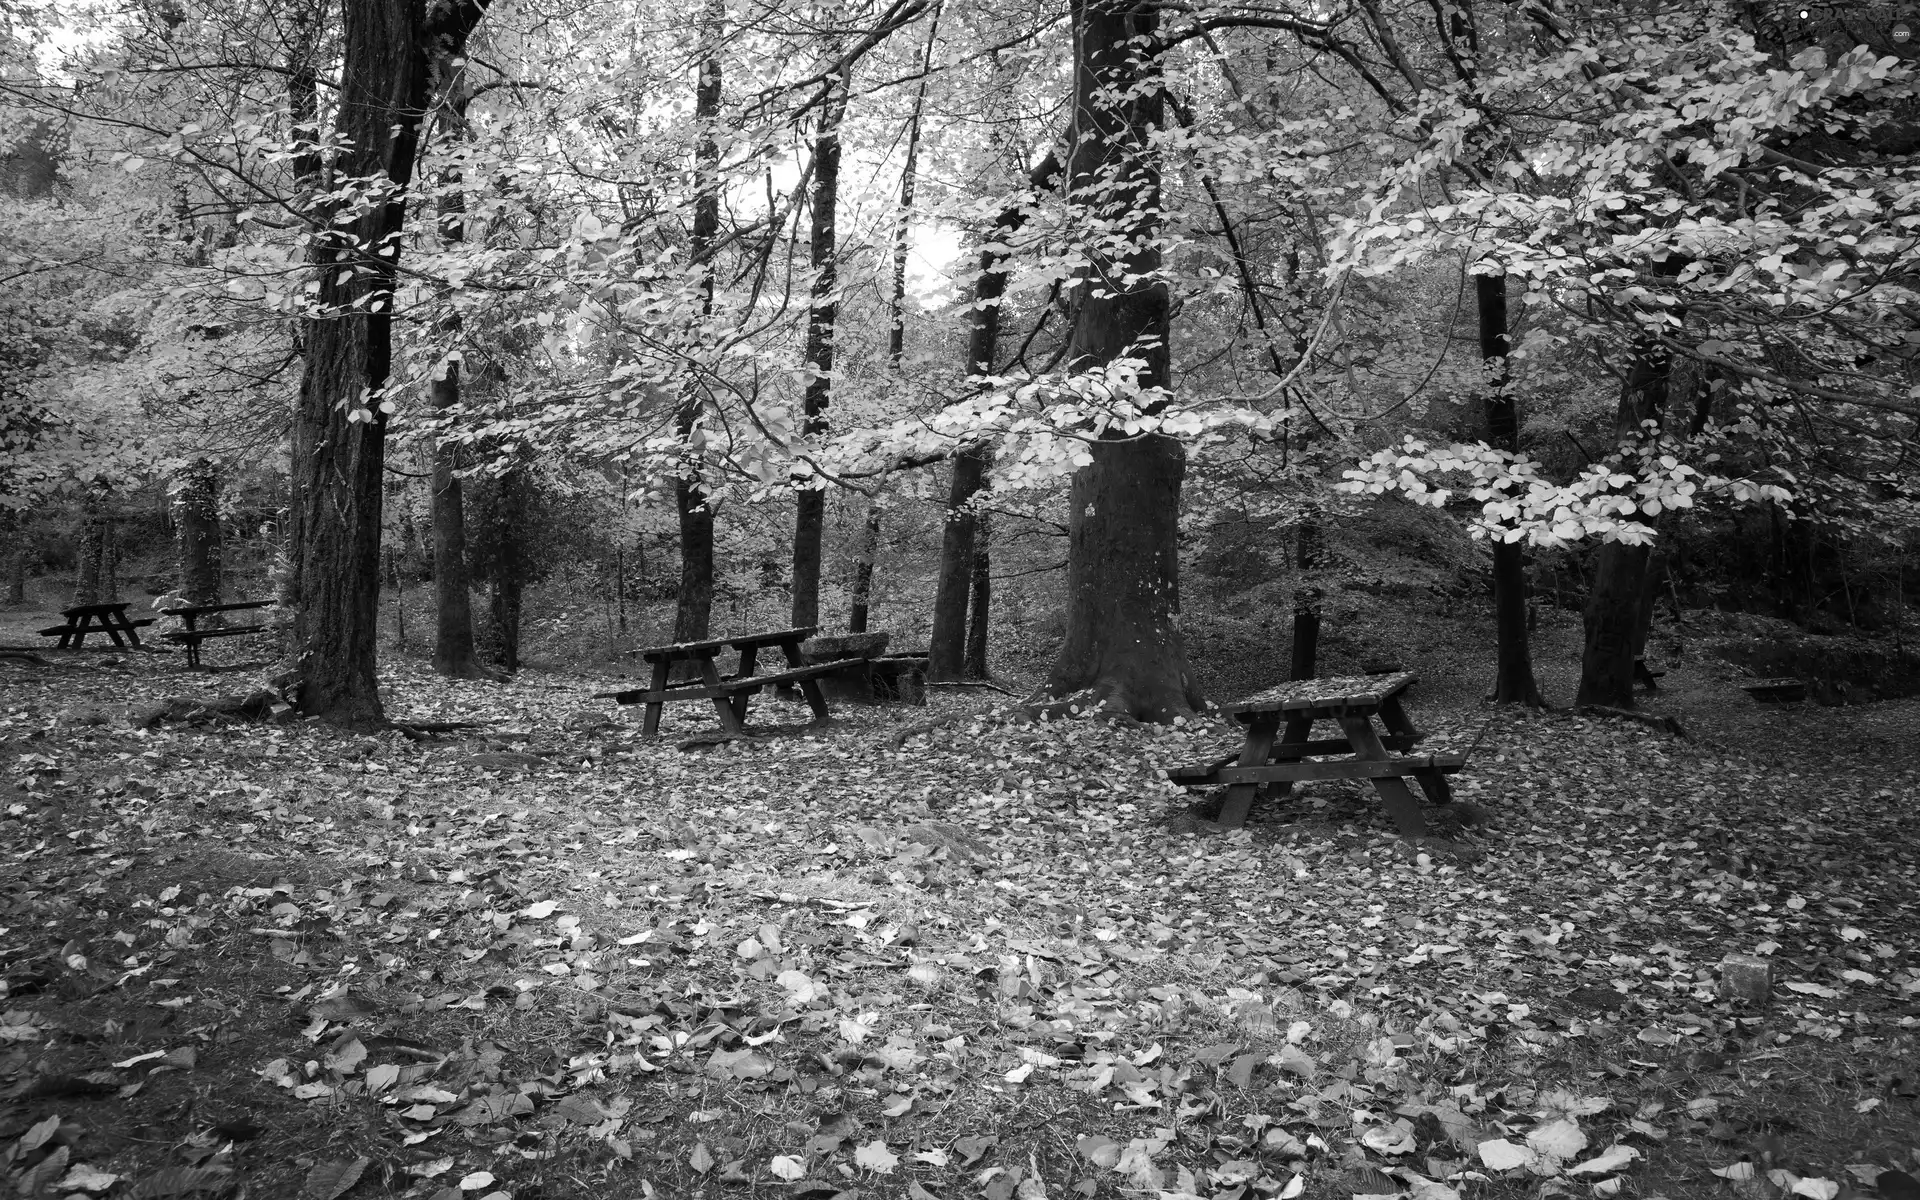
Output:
[161, 624, 272, 668]
[38, 614, 154, 649]
[814, 652, 930, 705]
[1168, 673, 1485, 838]
[1741, 677, 1806, 704]
[1634, 656, 1666, 690]
[599, 626, 840, 736]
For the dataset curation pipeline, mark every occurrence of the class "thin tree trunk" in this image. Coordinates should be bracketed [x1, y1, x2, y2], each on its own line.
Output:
[851, 10, 938, 636]
[965, 512, 990, 679]
[1044, 0, 1202, 719]
[849, 506, 880, 634]
[674, 0, 723, 644]
[488, 468, 528, 674]
[791, 64, 847, 631]
[428, 49, 484, 679]
[929, 152, 1059, 678]
[175, 459, 223, 609]
[99, 519, 119, 603]
[1290, 515, 1320, 680]
[3, 513, 24, 605]
[1477, 273, 1546, 705]
[285, 0, 489, 723]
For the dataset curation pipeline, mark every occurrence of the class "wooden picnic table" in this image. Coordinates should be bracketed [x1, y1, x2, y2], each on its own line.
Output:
[596, 626, 847, 736]
[158, 599, 277, 667]
[38, 602, 154, 650]
[1169, 672, 1475, 839]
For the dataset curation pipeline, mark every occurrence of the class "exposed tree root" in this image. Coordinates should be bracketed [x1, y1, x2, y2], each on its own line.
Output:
[1577, 704, 1689, 739]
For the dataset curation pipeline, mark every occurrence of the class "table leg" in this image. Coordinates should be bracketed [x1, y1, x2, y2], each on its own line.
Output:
[795, 677, 831, 725]
[702, 655, 744, 733]
[1219, 713, 1280, 828]
[642, 660, 670, 737]
[101, 615, 128, 648]
[121, 618, 142, 649]
[1380, 696, 1451, 804]
[1338, 714, 1427, 840]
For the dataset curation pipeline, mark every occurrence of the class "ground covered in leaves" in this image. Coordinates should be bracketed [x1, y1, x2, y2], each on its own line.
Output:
[3, 638, 1918, 1200]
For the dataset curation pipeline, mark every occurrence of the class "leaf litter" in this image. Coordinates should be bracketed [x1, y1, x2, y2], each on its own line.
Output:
[1, 654, 1917, 1199]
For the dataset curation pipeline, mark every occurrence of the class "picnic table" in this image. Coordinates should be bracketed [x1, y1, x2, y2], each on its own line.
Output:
[38, 602, 154, 650]
[1168, 672, 1476, 839]
[596, 626, 847, 736]
[158, 599, 277, 668]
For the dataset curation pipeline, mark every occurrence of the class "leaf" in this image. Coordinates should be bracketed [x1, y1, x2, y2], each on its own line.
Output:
[1789, 1180, 1839, 1200]
[300, 1157, 370, 1200]
[769, 1155, 805, 1181]
[955, 1134, 996, 1165]
[1526, 1117, 1588, 1161]
[688, 1143, 713, 1174]
[16, 1146, 70, 1197]
[1711, 1163, 1756, 1181]
[56, 1163, 121, 1194]
[523, 900, 557, 919]
[1784, 981, 1841, 998]
[1362, 1124, 1416, 1155]
[1077, 1135, 1121, 1170]
[854, 1140, 899, 1174]
[1567, 1145, 1638, 1176]
[1477, 1139, 1533, 1171]
[457, 1171, 496, 1190]
[776, 969, 826, 1005]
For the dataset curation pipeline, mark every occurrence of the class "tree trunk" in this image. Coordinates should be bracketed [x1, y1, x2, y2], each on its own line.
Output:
[285, 0, 488, 723]
[848, 505, 880, 634]
[1043, 0, 1201, 720]
[430, 363, 485, 677]
[428, 50, 484, 679]
[1577, 310, 1677, 708]
[928, 152, 1059, 677]
[1476, 273, 1546, 705]
[1290, 515, 1320, 680]
[928, 448, 985, 680]
[72, 514, 104, 606]
[175, 459, 223, 609]
[487, 468, 528, 674]
[965, 513, 990, 679]
[790, 63, 846, 631]
[100, 520, 118, 602]
[674, 0, 722, 644]
[4, 515, 24, 605]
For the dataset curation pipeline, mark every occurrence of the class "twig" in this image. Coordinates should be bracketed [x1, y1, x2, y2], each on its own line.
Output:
[926, 679, 1019, 697]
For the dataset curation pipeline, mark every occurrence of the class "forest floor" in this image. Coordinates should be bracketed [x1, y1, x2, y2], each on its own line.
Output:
[2, 604, 1918, 1200]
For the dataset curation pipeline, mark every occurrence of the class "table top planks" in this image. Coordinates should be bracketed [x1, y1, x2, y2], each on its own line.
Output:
[633, 626, 818, 664]
[1218, 671, 1417, 717]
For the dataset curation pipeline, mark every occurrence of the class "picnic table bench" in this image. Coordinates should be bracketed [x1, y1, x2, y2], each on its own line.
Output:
[38, 602, 154, 649]
[596, 626, 848, 736]
[158, 599, 277, 667]
[1169, 671, 1478, 839]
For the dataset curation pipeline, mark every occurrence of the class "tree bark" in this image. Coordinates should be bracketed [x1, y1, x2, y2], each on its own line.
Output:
[790, 63, 847, 631]
[1043, 0, 1203, 720]
[3, 513, 24, 606]
[487, 468, 528, 674]
[929, 152, 1059, 678]
[674, 0, 722, 644]
[72, 513, 105, 606]
[1290, 516, 1320, 680]
[175, 458, 223, 609]
[1476, 273, 1546, 705]
[848, 505, 880, 634]
[1576, 320, 1674, 708]
[428, 48, 484, 679]
[285, 0, 487, 723]
[965, 512, 990, 679]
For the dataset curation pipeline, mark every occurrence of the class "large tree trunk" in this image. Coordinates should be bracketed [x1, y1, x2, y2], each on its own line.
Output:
[1476, 273, 1546, 705]
[175, 459, 223, 608]
[674, 0, 722, 644]
[285, 0, 486, 723]
[1577, 315, 1675, 708]
[72, 514, 105, 606]
[1043, 0, 1202, 719]
[790, 65, 847, 631]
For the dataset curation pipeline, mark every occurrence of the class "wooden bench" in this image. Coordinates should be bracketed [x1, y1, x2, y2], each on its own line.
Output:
[159, 599, 277, 668]
[1169, 672, 1483, 838]
[1634, 656, 1666, 690]
[1741, 677, 1806, 704]
[39, 607, 155, 649]
[160, 625, 272, 668]
[597, 626, 836, 736]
